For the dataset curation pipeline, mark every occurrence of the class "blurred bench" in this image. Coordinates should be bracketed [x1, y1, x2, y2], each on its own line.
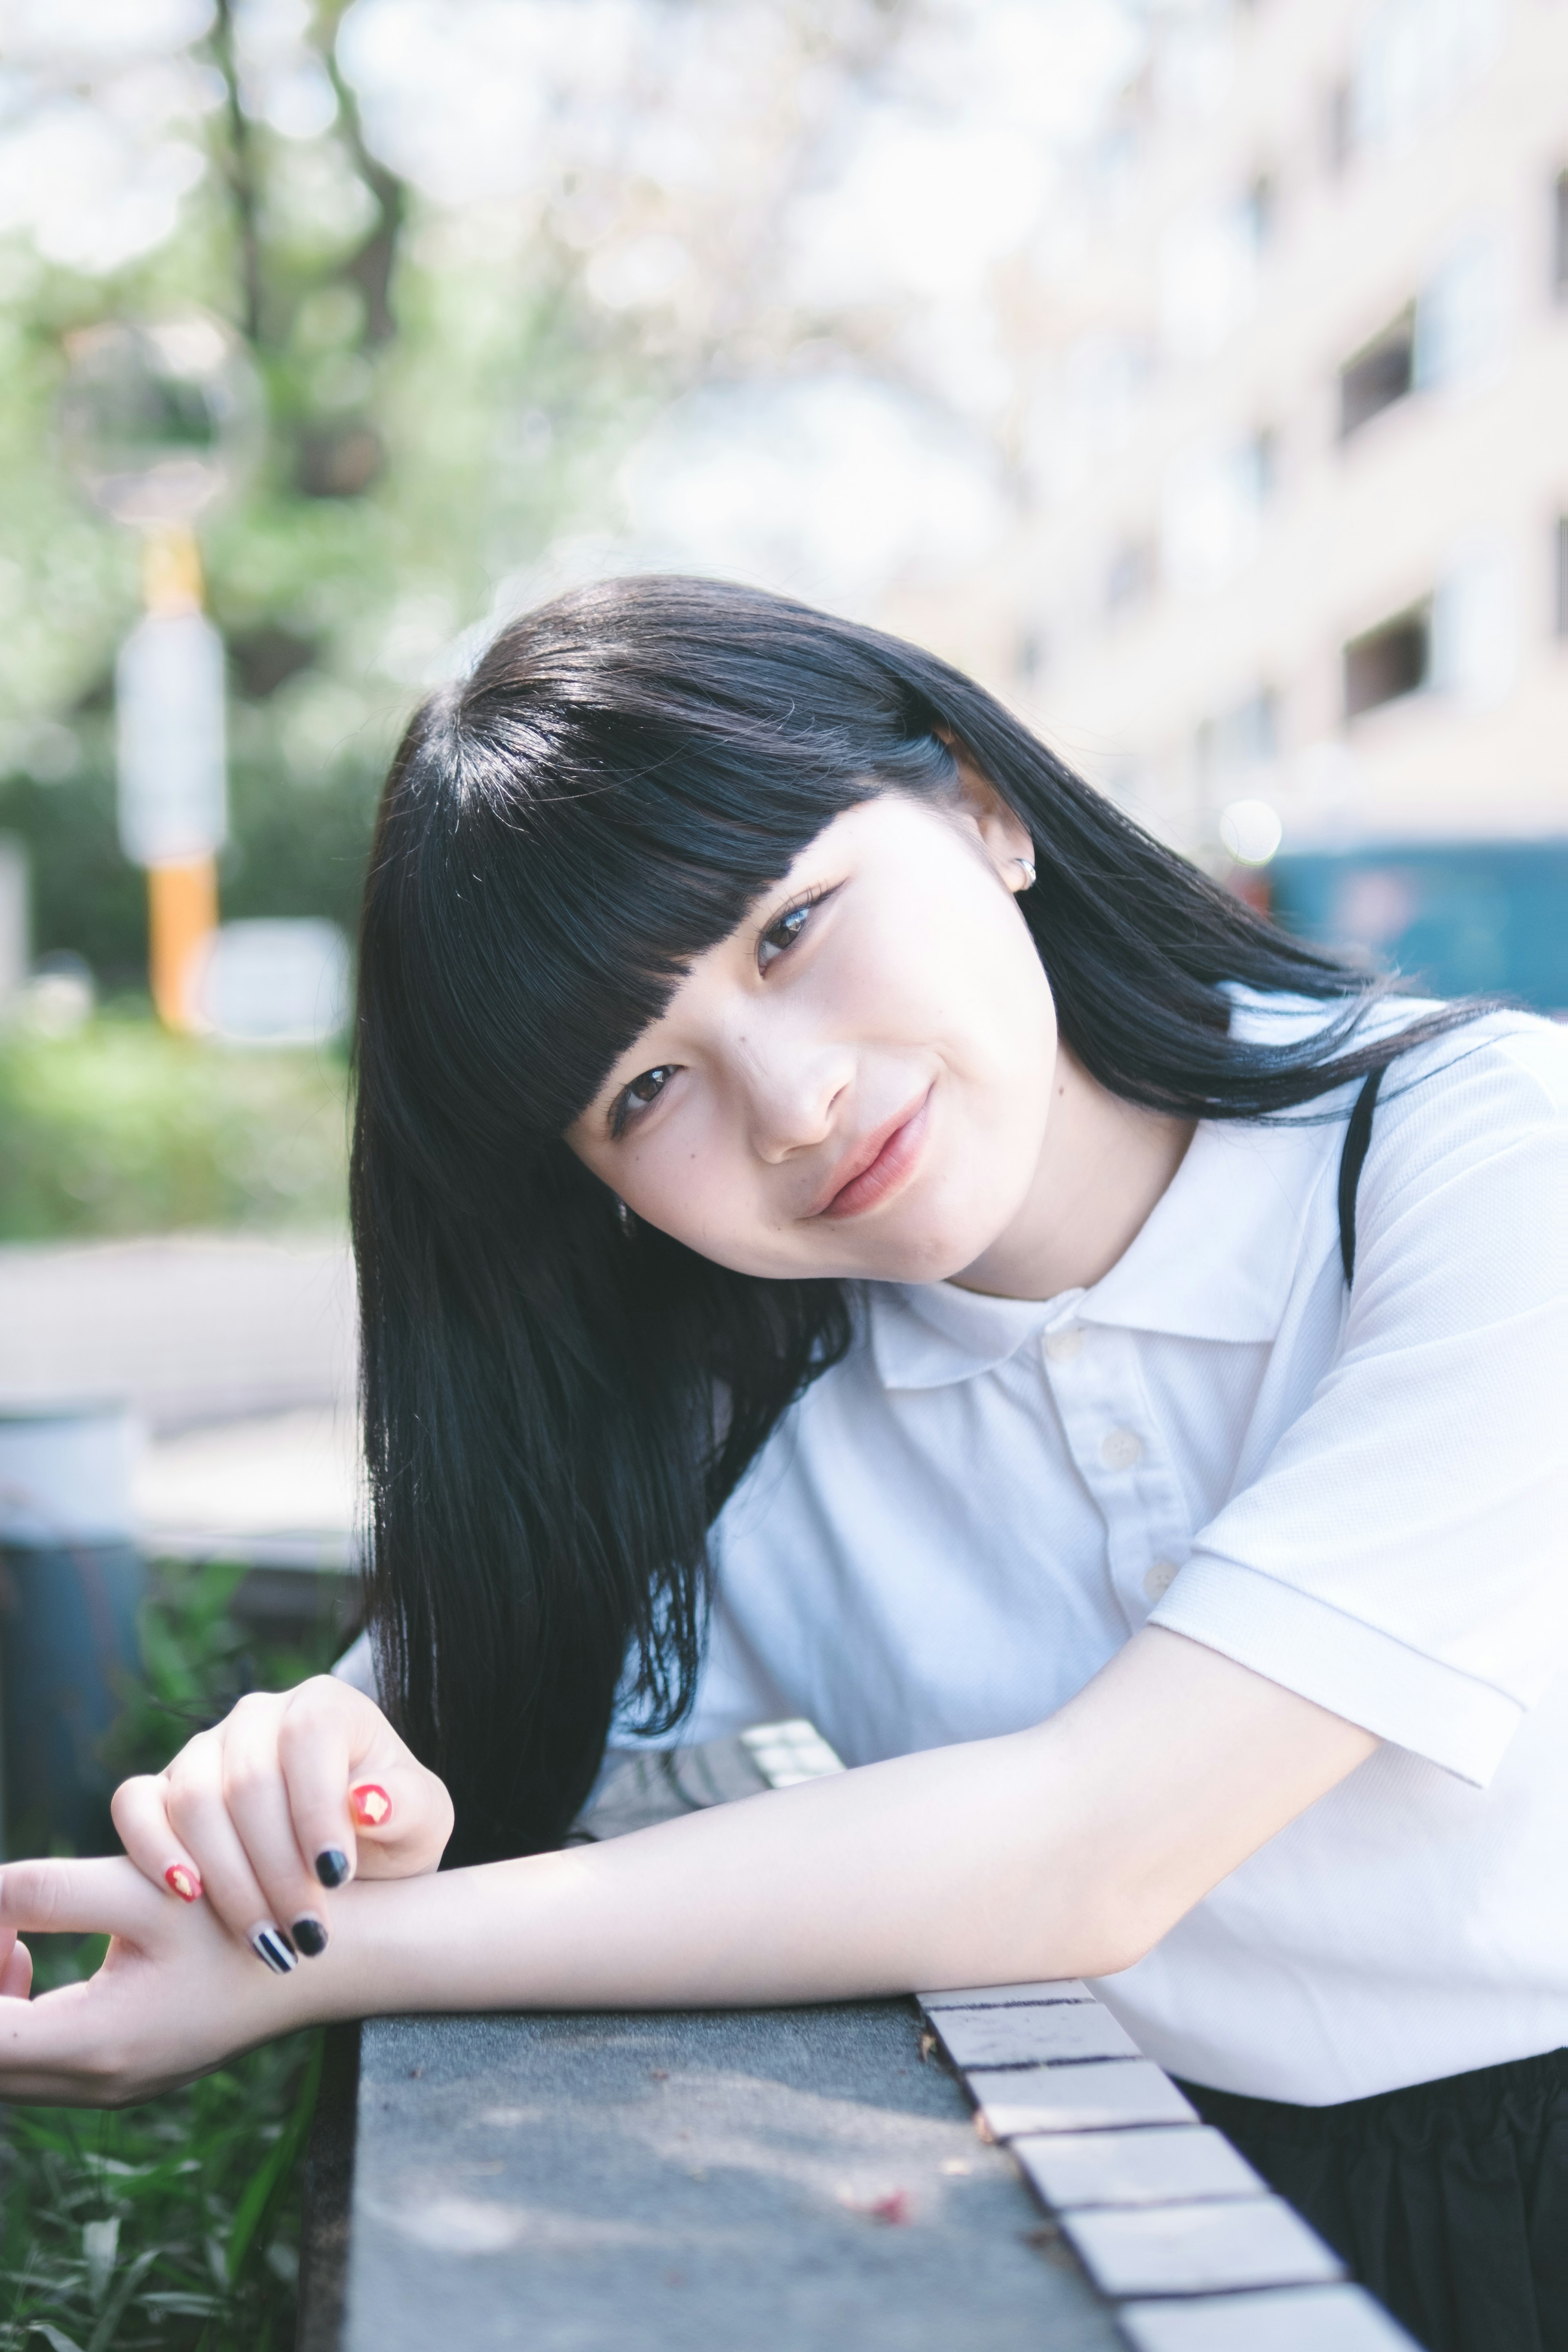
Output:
[298, 1728, 1418, 2352]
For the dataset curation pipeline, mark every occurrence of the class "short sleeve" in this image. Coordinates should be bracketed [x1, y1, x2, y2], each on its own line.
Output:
[1149, 1022, 1568, 1786]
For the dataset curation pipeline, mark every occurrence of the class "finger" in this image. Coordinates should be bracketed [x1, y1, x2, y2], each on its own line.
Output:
[164, 1734, 301, 1977]
[111, 1776, 205, 1905]
[348, 1763, 455, 1880]
[0, 1928, 29, 1999]
[273, 1677, 361, 1891]
[352, 1781, 394, 1833]
[221, 1699, 336, 1961]
[0, 1856, 164, 1942]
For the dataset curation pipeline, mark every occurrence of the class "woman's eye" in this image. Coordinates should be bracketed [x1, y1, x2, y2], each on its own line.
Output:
[610, 1065, 677, 1138]
[758, 898, 817, 972]
[626, 1066, 673, 1109]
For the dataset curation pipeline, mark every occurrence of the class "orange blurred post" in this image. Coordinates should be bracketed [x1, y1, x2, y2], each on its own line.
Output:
[136, 524, 220, 1030]
[141, 523, 204, 620]
[147, 856, 218, 1031]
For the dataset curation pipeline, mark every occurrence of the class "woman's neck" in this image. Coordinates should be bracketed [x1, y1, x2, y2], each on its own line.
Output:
[950, 1045, 1196, 1304]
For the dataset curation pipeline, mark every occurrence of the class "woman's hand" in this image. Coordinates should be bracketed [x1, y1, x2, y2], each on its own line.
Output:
[0, 1855, 325, 2106]
[111, 1677, 453, 1975]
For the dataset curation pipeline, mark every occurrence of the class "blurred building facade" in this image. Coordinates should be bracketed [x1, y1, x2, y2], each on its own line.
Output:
[1019, 0, 1568, 885]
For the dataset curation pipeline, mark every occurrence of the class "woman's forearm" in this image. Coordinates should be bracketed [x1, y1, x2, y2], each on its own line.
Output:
[317, 1733, 1104, 2019]
[303, 1630, 1376, 2020]
[0, 1633, 1376, 2111]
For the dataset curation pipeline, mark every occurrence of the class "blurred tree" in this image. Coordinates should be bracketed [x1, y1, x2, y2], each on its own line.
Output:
[0, 0, 655, 987]
[0, 0, 1134, 989]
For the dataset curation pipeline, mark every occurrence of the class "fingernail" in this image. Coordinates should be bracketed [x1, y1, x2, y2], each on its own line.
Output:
[350, 1784, 392, 1829]
[291, 1915, 328, 1958]
[250, 1925, 298, 1976]
[165, 1863, 202, 1903]
[315, 1846, 350, 1889]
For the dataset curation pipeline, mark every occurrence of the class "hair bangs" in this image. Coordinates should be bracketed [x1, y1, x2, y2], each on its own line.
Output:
[370, 591, 959, 1174]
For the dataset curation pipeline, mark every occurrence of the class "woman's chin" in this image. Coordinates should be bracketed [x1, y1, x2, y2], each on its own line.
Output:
[817, 1199, 1020, 1288]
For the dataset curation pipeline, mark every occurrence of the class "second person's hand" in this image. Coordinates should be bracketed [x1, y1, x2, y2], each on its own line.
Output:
[111, 1675, 454, 1974]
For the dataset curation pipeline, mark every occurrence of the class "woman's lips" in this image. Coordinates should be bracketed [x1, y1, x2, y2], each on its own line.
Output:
[815, 1089, 933, 1221]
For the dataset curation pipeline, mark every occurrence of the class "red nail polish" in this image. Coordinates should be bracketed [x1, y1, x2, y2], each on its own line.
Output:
[165, 1863, 202, 1902]
[350, 1783, 392, 1829]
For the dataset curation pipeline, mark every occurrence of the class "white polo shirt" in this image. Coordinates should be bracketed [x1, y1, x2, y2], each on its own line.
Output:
[624, 1000, 1568, 2105]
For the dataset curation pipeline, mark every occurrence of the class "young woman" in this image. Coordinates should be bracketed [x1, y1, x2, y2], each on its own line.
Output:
[1, 579, 1563, 2352]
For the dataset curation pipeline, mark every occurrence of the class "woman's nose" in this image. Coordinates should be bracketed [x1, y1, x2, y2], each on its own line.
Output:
[742, 1038, 855, 1163]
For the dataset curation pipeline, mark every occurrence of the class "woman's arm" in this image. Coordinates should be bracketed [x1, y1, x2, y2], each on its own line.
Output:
[0, 1628, 1374, 2105]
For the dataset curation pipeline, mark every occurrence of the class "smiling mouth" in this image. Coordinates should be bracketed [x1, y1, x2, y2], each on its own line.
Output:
[814, 1088, 933, 1221]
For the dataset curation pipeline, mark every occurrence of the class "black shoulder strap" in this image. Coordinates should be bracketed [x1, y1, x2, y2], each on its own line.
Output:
[1338, 1066, 1386, 1287]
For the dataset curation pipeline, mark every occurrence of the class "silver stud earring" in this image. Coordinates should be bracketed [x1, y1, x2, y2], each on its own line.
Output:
[1014, 855, 1037, 890]
[615, 1197, 633, 1235]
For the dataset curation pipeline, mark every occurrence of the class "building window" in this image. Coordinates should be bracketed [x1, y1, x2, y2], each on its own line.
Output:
[1159, 188, 1268, 359]
[1350, 0, 1502, 156]
[1242, 172, 1275, 249]
[1106, 541, 1155, 615]
[1197, 687, 1278, 787]
[1555, 519, 1568, 640]
[1339, 308, 1415, 437]
[1413, 229, 1508, 392]
[1344, 605, 1430, 717]
[1161, 430, 1274, 592]
[1555, 172, 1568, 299]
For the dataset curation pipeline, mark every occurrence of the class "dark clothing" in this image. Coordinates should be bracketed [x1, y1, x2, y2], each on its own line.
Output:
[1176, 2048, 1568, 2352]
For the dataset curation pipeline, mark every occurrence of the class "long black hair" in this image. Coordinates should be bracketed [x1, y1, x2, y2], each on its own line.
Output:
[352, 574, 1479, 1863]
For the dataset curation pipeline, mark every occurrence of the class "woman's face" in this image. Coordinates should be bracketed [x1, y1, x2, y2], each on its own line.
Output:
[565, 786, 1059, 1286]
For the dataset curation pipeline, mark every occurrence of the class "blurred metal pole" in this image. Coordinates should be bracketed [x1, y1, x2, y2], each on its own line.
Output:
[58, 315, 259, 1030]
[120, 524, 225, 1029]
[0, 833, 27, 1008]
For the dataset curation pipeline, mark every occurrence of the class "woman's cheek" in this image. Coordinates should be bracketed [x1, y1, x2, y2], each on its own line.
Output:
[631, 1145, 723, 1253]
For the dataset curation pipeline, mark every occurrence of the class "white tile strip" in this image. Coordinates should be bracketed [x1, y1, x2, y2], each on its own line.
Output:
[969, 2060, 1201, 2137]
[1014, 2125, 1265, 2212]
[739, 1719, 845, 1786]
[912, 1971, 1422, 2350]
[932, 2002, 1143, 2070]
[1117, 2283, 1421, 2351]
[1062, 2196, 1346, 2299]
[918, 1978, 1094, 2009]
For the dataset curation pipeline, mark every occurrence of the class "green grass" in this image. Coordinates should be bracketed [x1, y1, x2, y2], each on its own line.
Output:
[0, 1557, 352, 2350]
[0, 2013, 320, 2352]
[0, 1009, 349, 1243]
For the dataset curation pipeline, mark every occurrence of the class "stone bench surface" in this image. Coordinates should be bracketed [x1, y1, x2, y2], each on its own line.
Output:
[335, 2000, 1120, 2352]
[300, 1728, 1419, 2350]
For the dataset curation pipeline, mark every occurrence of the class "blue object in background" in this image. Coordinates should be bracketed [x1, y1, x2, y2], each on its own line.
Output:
[1267, 840, 1568, 1013]
[0, 1541, 146, 1855]
[0, 1408, 147, 1857]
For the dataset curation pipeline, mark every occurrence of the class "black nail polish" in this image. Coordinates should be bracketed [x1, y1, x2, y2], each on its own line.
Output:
[251, 1926, 298, 1976]
[291, 1915, 328, 1958]
[315, 1847, 350, 1889]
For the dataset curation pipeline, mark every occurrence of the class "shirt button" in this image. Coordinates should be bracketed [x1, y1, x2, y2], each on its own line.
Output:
[1100, 1427, 1144, 1470]
[1043, 1327, 1085, 1363]
[1143, 1559, 1179, 1601]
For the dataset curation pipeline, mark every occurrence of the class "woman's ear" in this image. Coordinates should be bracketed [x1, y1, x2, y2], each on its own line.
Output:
[945, 744, 1035, 891]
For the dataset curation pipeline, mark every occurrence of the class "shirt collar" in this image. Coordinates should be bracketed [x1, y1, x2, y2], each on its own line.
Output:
[871, 993, 1347, 1392]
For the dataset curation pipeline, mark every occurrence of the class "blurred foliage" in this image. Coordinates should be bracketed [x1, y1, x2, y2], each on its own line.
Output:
[0, 0, 650, 989]
[0, 1553, 351, 2350]
[0, 2016, 318, 2352]
[107, 1554, 356, 1777]
[0, 1011, 347, 1241]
